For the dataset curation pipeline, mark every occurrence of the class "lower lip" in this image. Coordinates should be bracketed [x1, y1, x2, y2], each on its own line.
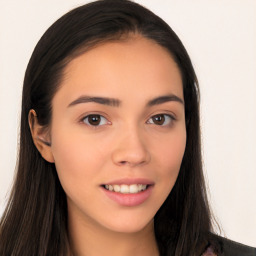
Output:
[101, 185, 154, 207]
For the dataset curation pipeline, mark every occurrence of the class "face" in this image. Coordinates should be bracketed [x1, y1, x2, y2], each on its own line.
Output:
[48, 36, 186, 233]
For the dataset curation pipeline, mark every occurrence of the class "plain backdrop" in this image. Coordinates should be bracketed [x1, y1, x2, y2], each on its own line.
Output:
[0, 0, 255, 247]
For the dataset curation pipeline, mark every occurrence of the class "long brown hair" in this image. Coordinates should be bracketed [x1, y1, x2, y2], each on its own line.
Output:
[0, 1, 220, 255]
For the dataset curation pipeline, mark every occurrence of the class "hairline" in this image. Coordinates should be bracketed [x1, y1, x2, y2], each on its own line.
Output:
[57, 31, 182, 99]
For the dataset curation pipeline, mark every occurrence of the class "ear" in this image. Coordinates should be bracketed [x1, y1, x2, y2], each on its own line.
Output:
[28, 109, 55, 163]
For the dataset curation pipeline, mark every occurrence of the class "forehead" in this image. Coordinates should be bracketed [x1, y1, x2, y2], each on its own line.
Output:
[55, 36, 183, 105]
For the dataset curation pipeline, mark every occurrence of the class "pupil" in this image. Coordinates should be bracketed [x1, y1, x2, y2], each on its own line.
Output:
[153, 115, 165, 125]
[89, 115, 100, 125]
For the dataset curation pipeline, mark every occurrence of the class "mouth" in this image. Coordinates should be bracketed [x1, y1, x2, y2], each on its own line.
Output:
[100, 183, 154, 206]
[101, 184, 150, 194]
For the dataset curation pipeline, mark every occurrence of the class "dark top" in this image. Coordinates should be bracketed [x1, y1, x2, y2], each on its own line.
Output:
[217, 236, 256, 256]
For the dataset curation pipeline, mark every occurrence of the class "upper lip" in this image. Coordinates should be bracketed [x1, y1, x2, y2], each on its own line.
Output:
[102, 178, 154, 185]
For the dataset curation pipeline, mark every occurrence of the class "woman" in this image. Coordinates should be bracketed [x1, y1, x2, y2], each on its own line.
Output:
[0, 0, 255, 255]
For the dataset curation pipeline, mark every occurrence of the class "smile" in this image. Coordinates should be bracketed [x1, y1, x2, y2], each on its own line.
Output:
[101, 184, 154, 206]
[104, 184, 148, 194]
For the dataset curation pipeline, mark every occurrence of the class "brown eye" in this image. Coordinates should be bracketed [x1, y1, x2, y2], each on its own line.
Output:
[152, 114, 165, 125]
[147, 114, 174, 126]
[82, 115, 108, 126]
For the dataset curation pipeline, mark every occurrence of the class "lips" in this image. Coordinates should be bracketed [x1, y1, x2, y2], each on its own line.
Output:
[100, 178, 154, 206]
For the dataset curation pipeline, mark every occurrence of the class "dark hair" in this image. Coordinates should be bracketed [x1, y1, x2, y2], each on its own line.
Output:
[0, 0, 220, 255]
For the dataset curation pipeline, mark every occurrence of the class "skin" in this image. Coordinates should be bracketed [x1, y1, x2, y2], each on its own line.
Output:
[30, 35, 186, 256]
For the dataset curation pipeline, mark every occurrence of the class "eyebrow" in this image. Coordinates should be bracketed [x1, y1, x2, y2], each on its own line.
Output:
[67, 94, 184, 108]
[68, 96, 121, 107]
[147, 94, 184, 106]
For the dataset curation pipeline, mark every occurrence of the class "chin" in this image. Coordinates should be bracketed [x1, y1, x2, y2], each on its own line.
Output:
[103, 216, 154, 234]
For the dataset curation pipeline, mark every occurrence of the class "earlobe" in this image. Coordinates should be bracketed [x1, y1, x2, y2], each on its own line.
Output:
[28, 109, 55, 163]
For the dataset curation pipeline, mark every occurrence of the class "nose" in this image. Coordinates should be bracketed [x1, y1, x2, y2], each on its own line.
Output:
[111, 126, 151, 167]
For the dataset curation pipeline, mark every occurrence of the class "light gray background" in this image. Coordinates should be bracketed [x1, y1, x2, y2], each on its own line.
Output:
[0, 0, 255, 247]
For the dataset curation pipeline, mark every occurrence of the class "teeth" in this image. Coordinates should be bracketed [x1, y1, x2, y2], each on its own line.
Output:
[120, 184, 129, 193]
[104, 184, 148, 193]
[113, 185, 120, 192]
[129, 184, 138, 193]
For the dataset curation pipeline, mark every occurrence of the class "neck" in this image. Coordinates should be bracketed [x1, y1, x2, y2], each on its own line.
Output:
[68, 210, 159, 256]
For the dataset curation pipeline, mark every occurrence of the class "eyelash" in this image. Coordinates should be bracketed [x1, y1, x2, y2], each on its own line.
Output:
[81, 114, 110, 127]
[80, 113, 176, 128]
[146, 114, 176, 127]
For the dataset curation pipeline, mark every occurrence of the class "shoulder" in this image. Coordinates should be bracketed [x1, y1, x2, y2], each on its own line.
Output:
[213, 235, 256, 256]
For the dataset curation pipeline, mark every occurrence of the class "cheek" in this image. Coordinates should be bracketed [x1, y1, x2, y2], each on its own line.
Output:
[50, 127, 108, 194]
[153, 129, 186, 184]
[145, 128, 186, 215]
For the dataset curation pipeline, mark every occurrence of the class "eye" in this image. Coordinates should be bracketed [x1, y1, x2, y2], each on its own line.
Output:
[82, 114, 109, 126]
[147, 114, 175, 126]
